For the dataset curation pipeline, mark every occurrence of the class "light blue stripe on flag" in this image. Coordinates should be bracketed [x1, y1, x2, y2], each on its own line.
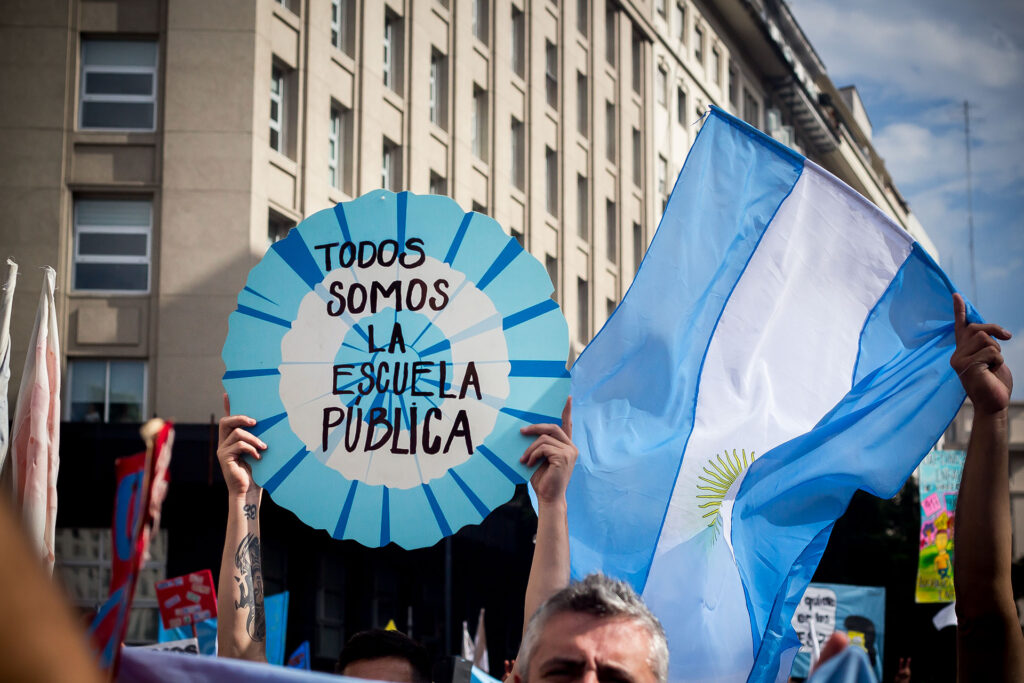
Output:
[567, 109, 803, 589]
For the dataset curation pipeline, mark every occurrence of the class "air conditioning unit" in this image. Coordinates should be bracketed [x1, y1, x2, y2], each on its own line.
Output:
[766, 108, 782, 133]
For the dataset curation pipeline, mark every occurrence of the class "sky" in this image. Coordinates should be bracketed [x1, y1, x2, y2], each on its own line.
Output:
[786, 0, 1024, 398]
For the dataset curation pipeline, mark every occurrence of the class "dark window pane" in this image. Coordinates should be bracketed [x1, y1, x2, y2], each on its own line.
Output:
[75, 263, 148, 290]
[81, 101, 154, 129]
[79, 233, 147, 257]
[84, 72, 153, 96]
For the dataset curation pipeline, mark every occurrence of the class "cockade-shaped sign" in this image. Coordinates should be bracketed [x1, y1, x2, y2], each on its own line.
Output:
[222, 191, 569, 549]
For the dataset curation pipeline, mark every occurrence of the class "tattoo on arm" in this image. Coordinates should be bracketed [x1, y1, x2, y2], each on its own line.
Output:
[243, 503, 257, 520]
[233, 533, 266, 642]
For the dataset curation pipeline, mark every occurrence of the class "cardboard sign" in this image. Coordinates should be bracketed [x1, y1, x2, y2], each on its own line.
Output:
[916, 449, 965, 603]
[156, 569, 217, 629]
[790, 582, 885, 681]
[222, 191, 570, 549]
[136, 638, 200, 655]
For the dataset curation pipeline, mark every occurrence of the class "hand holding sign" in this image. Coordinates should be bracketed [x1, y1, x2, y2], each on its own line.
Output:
[222, 192, 570, 549]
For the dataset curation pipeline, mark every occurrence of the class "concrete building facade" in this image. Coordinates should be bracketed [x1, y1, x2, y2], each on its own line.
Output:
[0, 0, 947, 666]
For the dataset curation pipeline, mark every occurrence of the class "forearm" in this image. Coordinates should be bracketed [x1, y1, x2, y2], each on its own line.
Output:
[523, 498, 570, 635]
[217, 488, 266, 661]
[954, 408, 1024, 681]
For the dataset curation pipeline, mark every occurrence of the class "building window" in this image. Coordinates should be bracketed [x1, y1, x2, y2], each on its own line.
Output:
[712, 47, 722, 85]
[79, 39, 158, 131]
[633, 222, 643, 274]
[729, 62, 738, 107]
[511, 7, 526, 77]
[473, 0, 489, 45]
[677, 87, 687, 125]
[67, 360, 146, 423]
[511, 117, 525, 190]
[328, 104, 350, 191]
[545, 147, 558, 217]
[605, 101, 616, 162]
[632, 127, 642, 187]
[658, 155, 668, 195]
[656, 65, 667, 106]
[577, 72, 588, 137]
[631, 29, 643, 94]
[471, 201, 488, 215]
[430, 49, 448, 129]
[382, 138, 401, 191]
[472, 85, 488, 162]
[694, 25, 704, 63]
[657, 0, 667, 17]
[675, 3, 685, 43]
[577, 277, 589, 341]
[606, 199, 617, 263]
[606, 297, 616, 321]
[545, 255, 559, 301]
[545, 41, 558, 109]
[511, 227, 524, 246]
[73, 198, 151, 292]
[743, 88, 760, 129]
[605, 6, 616, 65]
[383, 12, 403, 92]
[577, 174, 589, 240]
[330, 0, 354, 54]
[268, 209, 295, 246]
[577, 0, 588, 36]
[270, 63, 286, 153]
[429, 171, 447, 196]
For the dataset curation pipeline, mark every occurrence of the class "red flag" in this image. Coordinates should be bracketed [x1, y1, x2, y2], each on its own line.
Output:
[88, 420, 174, 673]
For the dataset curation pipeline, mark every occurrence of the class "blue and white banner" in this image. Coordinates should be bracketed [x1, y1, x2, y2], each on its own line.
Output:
[567, 107, 966, 682]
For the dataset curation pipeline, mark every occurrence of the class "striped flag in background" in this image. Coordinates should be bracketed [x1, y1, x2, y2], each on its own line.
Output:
[0, 259, 17, 471]
[567, 107, 967, 682]
[10, 266, 61, 574]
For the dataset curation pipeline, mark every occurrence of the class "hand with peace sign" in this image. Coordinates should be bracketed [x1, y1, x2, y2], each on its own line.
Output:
[950, 292, 1012, 415]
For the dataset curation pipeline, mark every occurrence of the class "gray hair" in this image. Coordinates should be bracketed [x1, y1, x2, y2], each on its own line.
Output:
[518, 573, 669, 683]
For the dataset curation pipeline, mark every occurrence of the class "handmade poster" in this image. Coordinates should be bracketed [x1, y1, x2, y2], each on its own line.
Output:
[136, 638, 200, 655]
[287, 641, 311, 669]
[915, 449, 965, 603]
[159, 616, 217, 655]
[156, 569, 218, 629]
[790, 583, 885, 681]
[222, 191, 570, 549]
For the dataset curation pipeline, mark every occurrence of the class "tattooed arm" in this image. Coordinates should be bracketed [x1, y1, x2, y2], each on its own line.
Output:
[216, 395, 268, 661]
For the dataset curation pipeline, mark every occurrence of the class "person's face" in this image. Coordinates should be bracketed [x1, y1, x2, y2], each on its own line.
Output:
[524, 611, 657, 683]
[343, 656, 417, 683]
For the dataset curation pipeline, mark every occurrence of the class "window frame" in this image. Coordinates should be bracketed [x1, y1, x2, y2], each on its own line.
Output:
[270, 63, 285, 153]
[72, 197, 152, 294]
[65, 359, 148, 423]
[328, 105, 341, 189]
[78, 38, 159, 132]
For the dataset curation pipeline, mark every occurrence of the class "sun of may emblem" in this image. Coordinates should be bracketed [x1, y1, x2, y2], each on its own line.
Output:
[696, 449, 757, 536]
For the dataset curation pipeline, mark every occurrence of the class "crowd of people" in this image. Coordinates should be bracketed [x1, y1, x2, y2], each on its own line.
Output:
[211, 294, 1023, 683]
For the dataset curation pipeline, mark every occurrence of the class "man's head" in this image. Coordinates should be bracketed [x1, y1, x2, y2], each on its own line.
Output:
[335, 629, 432, 683]
[518, 574, 668, 683]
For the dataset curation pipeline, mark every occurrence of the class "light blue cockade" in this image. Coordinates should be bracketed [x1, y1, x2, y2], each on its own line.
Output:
[222, 190, 569, 549]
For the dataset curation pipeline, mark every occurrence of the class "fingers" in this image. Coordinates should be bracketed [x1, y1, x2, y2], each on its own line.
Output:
[521, 438, 574, 468]
[561, 396, 573, 440]
[520, 422, 572, 445]
[223, 392, 231, 417]
[812, 631, 849, 672]
[953, 293, 966, 338]
[219, 425, 267, 460]
[219, 413, 257, 443]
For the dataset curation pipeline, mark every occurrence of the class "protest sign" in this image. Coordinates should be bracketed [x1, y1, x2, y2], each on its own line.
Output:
[265, 591, 290, 665]
[790, 583, 885, 681]
[915, 449, 965, 603]
[222, 191, 569, 549]
[160, 616, 218, 655]
[156, 569, 218, 629]
[287, 640, 311, 669]
[136, 638, 200, 655]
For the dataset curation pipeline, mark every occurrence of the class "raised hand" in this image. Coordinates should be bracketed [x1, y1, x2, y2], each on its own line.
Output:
[520, 398, 578, 506]
[217, 393, 266, 498]
[951, 293, 1013, 415]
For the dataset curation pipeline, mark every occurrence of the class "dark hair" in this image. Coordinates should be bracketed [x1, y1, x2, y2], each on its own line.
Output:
[335, 629, 432, 683]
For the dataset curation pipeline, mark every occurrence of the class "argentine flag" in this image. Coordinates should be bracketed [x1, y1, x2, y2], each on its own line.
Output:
[567, 107, 967, 682]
